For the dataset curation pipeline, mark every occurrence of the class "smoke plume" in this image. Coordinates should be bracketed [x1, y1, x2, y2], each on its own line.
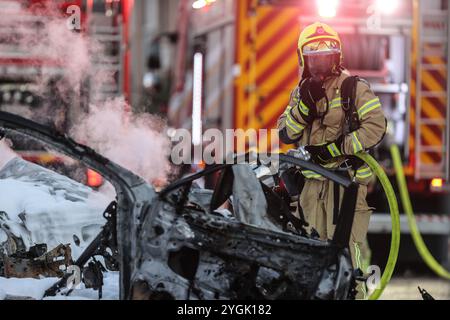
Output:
[0, 140, 18, 170]
[1, 3, 173, 186]
[72, 97, 172, 185]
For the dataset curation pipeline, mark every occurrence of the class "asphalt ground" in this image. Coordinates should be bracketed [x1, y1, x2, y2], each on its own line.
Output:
[379, 277, 450, 300]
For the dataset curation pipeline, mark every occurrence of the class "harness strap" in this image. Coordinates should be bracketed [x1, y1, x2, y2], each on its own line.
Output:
[333, 181, 340, 225]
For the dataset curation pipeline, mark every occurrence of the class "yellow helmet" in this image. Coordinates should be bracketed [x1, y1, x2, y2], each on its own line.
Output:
[297, 22, 342, 67]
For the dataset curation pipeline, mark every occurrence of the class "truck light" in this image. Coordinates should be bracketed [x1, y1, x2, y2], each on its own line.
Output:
[192, 0, 216, 10]
[192, 52, 203, 146]
[192, 0, 206, 9]
[87, 169, 103, 188]
[317, 0, 338, 18]
[375, 0, 399, 15]
[3, 92, 11, 102]
[431, 178, 443, 188]
[430, 178, 443, 190]
[25, 95, 34, 105]
[13, 91, 21, 102]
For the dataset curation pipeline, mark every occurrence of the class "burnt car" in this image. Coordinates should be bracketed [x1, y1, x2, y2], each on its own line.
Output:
[0, 111, 362, 300]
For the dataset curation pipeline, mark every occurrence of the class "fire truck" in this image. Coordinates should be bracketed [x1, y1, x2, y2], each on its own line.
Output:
[0, 0, 133, 187]
[168, 0, 450, 270]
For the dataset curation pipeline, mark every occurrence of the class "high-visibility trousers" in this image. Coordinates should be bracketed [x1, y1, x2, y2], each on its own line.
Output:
[298, 179, 372, 270]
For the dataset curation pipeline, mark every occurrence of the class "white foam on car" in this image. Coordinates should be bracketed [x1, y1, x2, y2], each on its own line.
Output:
[0, 157, 112, 259]
[0, 277, 59, 300]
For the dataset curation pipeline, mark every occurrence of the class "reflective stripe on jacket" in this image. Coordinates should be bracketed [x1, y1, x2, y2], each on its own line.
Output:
[277, 71, 387, 184]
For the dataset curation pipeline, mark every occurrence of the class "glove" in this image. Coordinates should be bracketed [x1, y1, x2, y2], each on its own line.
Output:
[296, 77, 326, 123]
[305, 136, 344, 165]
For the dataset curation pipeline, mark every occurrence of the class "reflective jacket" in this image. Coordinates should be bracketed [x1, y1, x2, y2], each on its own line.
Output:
[277, 71, 387, 184]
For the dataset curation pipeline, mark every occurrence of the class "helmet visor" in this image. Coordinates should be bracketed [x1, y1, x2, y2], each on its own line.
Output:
[304, 53, 338, 78]
[302, 39, 341, 56]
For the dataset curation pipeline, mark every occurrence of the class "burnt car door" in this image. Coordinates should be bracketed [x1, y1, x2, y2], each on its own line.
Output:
[0, 111, 154, 299]
[0, 111, 360, 300]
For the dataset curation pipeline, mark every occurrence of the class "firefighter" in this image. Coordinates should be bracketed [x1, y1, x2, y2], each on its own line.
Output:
[277, 22, 387, 296]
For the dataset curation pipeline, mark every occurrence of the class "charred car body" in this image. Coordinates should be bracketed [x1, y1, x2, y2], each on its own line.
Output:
[0, 111, 362, 300]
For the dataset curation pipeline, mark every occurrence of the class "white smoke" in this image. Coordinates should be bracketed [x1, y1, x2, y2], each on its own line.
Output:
[31, 20, 92, 95]
[3, 4, 92, 98]
[1, 4, 173, 186]
[72, 97, 172, 185]
[0, 140, 18, 170]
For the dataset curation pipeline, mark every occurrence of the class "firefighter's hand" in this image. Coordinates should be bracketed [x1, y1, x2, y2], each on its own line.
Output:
[297, 77, 326, 123]
[305, 136, 344, 165]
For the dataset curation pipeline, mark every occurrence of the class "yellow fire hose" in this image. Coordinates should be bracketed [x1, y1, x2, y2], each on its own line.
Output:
[390, 144, 450, 280]
[355, 152, 401, 300]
